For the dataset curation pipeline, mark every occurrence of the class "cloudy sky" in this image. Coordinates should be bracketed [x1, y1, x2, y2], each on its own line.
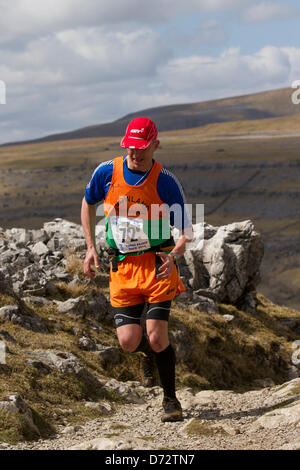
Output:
[0, 0, 300, 144]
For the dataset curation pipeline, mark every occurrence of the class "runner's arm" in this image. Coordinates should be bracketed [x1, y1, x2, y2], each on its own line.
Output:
[170, 229, 193, 256]
[82, 160, 113, 279]
[157, 169, 193, 257]
[156, 170, 193, 279]
[81, 197, 97, 250]
[81, 198, 100, 279]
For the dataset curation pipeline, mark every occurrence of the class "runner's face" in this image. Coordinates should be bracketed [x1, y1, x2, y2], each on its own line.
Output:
[126, 140, 159, 172]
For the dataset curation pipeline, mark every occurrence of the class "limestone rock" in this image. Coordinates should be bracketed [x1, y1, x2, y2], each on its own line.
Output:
[43, 218, 85, 252]
[0, 395, 40, 436]
[272, 378, 300, 398]
[183, 220, 264, 312]
[22, 296, 52, 307]
[95, 345, 121, 366]
[0, 305, 19, 318]
[87, 291, 113, 324]
[30, 229, 49, 244]
[61, 425, 83, 435]
[102, 378, 145, 404]
[84, 401, 113, 415]
[251, 401, 300, 431]
[25, 359, 51, 374]
[169, 326, 193, 363]
[56, 296, 87, 318]
[31, 242, 50, 257]
[278, 440, 300, 450]
[0, 304, 48, 333]
[223, 314, 235, 322]
[78, 336, 97, 351]
[0, 250, 18, 264]
[190, 296, 219, 314]
[23, 350, 102, 387]
[68, 436, 155, 450]
[0, 271, 14, 295]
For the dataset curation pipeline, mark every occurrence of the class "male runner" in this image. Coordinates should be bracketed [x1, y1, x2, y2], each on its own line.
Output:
[81, 117, 192, 422]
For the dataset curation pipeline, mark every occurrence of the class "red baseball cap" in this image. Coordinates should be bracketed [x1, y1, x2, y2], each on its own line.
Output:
[120, 117, 158, 149]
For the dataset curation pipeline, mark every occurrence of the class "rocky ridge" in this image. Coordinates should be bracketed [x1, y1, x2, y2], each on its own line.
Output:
[0, 218, 299, 450]
[0, 217, 264, 315]
[1, 379, 299, 451]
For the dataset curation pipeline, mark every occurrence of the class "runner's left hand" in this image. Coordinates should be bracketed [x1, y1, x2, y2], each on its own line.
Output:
[156, 252, 174, 280]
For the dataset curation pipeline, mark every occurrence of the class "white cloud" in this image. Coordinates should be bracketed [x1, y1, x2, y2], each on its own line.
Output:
[0, 0, 273, 44]
[0, 0, 299, 144]
[281, 47, 300, 82]
[0, 0, 218, 42]
[241, 1, 298, 23]
[56, 27, 169, 79]
[157, 46, 292, 101]
[1, 41, 299, 144]
[0, 25, 170, 89]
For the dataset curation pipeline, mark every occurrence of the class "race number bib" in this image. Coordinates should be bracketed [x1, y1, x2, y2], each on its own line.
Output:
[110, 216, 151, 253]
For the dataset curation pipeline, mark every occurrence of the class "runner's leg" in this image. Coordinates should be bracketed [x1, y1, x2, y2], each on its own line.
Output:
[146, 301, 176, 399]
[113, 303, 156, 384]
[113, 304, 144, 352]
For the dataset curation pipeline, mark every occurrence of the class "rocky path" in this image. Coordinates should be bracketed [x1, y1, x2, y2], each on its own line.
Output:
[2, 379, 300, 451]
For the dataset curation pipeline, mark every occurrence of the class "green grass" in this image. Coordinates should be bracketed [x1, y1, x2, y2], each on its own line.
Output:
[0, 280, 139, 443]
[184, 419, 227, 437]
[172, 294, 300, 392]
[0, 406, 55, 445]
[0, 285, 298, 444]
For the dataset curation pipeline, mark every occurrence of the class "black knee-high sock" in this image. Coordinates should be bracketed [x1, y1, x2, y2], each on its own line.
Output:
[154, 344, 176, 399]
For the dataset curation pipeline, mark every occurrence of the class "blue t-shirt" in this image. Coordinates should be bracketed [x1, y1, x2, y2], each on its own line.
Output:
[85, 156, 192, 231]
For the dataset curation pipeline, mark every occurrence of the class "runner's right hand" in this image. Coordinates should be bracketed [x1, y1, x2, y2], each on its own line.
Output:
[84, 246, 100, 280]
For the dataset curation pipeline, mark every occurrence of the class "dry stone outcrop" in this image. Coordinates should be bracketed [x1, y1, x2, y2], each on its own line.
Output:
[1, 218, 264, 316]
[176, 219, 264, 313]
[0, 394, 40, 437]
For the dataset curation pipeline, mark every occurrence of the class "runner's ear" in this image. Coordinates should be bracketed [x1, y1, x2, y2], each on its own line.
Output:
[153, 140, 160, 150]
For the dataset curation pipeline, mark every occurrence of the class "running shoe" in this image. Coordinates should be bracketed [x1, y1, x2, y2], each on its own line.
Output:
[161, 396, 183, 422]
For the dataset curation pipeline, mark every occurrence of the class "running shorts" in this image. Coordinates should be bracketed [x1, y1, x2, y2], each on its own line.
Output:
[113, 300, 172, 328]
[109, 251, 185, 308]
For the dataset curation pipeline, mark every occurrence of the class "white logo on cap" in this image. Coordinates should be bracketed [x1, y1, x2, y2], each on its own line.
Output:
[130, 128, 145, 134]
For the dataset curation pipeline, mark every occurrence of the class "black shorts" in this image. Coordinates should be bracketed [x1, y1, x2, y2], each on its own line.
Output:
[112, 300, 171, 328]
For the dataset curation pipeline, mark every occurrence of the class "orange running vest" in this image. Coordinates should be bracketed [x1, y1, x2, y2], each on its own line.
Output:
[104, 156, 172, 258]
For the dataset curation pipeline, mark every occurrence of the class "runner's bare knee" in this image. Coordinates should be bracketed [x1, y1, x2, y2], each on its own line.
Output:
[117, 325, 142, 352]
[147, 328, 169, 353]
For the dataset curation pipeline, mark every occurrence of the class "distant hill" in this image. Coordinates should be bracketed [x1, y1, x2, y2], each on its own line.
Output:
[2, 87, 298, 146]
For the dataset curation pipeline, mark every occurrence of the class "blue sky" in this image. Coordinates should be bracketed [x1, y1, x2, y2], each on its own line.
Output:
[0, 0, 300, 144]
